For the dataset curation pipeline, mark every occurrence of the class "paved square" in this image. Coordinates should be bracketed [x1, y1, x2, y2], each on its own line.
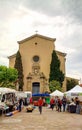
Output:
[0, 107, 82, 130]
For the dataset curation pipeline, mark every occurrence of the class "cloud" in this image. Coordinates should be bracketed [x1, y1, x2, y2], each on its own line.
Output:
[22, 0, 82, 24]
[62, 0, 82, 24]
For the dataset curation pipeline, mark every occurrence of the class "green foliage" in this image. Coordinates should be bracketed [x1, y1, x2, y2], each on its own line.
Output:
[49, 80, 62, 92]
[0, 82, 16, 89]
[0, 65, 18, 88]
[49, 50, 65, 87]
[14, 51, 24, 91]
[67, 79, 78, 91]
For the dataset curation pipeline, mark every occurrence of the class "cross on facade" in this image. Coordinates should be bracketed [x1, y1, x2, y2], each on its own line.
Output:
[35, 30, 38, 34]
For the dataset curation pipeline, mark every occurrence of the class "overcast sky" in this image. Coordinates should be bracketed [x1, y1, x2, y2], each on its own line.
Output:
[0, 0, 82, 83]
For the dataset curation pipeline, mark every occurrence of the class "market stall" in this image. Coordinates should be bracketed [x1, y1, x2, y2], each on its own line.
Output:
[65, 85, 82, 100]
[0, 87, 17, 113]
[65, 85, 82, 114]
[50, 90, 64, 97]
[32, 93, 50, 106]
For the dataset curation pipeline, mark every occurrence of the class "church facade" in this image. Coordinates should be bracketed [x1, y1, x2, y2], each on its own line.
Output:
[8, 34, 66, 93]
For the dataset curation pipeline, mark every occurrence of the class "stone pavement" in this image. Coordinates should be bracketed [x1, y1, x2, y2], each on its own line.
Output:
[0, 106, 82, 130]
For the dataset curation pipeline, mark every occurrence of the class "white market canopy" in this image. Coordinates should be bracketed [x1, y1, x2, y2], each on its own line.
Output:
[50, 90, 64, 96]
[0, 87, 16, 94]
[65, 85, 82, 96]
[16, 91, 27, 98]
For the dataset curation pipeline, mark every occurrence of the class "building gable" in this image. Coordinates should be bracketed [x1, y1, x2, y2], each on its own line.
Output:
[17, 34, 56, 44]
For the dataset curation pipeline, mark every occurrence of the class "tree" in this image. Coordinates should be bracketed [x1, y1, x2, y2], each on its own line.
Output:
[67, 79, 78, 91]
[14, 51, 24, 91]
[0, 65, 18, 88]
[49, 50, 65, 87]
[49, 80, 62, 92]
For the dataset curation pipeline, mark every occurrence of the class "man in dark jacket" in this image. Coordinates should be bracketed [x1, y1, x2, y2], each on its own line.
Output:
[19, 98, 23, 112]
[62, 96, 67, 112]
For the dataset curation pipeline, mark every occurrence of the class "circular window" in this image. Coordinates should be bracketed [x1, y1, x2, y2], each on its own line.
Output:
[33, 55, 39, 62]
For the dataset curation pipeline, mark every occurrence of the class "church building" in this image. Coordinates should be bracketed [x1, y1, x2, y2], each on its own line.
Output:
[8, 34, 66, 93]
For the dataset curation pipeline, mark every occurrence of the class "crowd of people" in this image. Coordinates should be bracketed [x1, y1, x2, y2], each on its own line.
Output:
[26, 95, 81, 115]
[25, 95, 82, 114]
[34, 96, 81, 114]
[50, 96, 81, 113]
[53, 96, 82, 115]
[50, 96, 66, 112]
[0, 93, 81, 116]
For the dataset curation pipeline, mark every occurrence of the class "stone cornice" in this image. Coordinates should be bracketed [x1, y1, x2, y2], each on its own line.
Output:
[17, 34, 56, 44]
[56, 50, 67, 57]
[8, 53, 16, 59]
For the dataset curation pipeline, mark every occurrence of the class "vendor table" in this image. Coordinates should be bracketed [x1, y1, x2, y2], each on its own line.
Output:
[0, 106, 9, 116]
[68, 105, 76, 113]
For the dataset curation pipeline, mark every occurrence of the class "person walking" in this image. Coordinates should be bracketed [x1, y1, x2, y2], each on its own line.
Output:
[75, 97, 80, 114]
[18, 98, 23, 112]
[62, 96, 67, 112]
[54, 96, 58, 111]
[38, 97, 43, 114]
[58, 97, 62, 112]
[50, 97, 55, 110]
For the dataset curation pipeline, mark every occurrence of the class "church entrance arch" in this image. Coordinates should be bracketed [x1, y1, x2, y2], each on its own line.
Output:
[32, 82, 40, 94]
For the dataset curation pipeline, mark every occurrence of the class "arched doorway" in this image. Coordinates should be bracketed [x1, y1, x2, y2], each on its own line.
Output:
[32, 82, 40, 94]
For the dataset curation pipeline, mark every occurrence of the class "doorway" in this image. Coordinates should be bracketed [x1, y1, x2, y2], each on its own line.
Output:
[32, 82, 40, 94]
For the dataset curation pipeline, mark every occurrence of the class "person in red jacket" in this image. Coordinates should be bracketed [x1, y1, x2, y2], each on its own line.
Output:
[50, 97, 55, 110]
[58, 98, 62, 112]
[30, 97, 33, 104]
[38, 97, 43, 114]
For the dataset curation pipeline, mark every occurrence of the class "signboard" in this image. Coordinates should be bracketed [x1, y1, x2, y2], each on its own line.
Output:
[71, 93, 79, 96]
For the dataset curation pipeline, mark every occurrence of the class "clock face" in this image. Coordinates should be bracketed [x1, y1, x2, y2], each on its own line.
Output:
[33, 55, 39, 62]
